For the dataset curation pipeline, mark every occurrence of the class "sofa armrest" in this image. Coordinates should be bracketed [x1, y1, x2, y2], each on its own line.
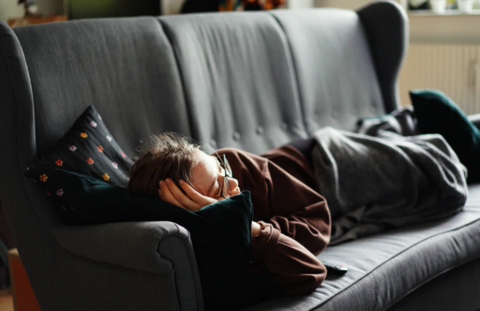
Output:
[468, 113, 480, 130]
[51, 221, 204, 311]
[357, 1, 408, 113]
[52, 221, 187, 273]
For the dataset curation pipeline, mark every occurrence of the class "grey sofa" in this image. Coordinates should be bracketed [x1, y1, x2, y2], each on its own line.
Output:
[1, 1, 480, 310]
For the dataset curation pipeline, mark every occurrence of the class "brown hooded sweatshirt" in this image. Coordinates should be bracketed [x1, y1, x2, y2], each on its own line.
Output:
[216, 145, 331, 296]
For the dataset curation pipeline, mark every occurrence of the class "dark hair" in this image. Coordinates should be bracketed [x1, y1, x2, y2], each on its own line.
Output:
[128, 132, 200, 198]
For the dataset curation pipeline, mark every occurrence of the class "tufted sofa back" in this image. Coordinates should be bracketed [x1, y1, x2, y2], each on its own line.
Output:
[8, 4, 406, 163]
[0, 2, 407, 309]
[13, 18, 191, 158]
[159, 13, 308, 154]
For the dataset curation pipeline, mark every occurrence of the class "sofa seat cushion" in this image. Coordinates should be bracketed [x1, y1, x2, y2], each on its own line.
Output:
[244, 184, 480, 310]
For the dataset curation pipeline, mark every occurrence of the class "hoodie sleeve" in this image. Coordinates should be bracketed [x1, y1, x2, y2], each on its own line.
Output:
[216, 147, 331, 295]
[250, 221, 327, 295]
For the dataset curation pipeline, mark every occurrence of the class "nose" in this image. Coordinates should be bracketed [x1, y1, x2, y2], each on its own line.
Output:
[227, 177, 239, 194]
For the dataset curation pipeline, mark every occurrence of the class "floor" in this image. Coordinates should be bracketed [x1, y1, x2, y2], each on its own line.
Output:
[0, 290, 14, 311]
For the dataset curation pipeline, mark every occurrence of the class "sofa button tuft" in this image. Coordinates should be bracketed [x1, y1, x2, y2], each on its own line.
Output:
[233, 132, 241, 141]
[256, 126, 264, 135]
[210, 139, 217, 148]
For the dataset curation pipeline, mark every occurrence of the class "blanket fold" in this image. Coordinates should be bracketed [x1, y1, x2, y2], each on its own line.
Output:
[312, 108, 468, 245]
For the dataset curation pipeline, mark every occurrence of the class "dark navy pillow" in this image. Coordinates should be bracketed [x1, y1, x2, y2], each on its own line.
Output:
[24, 106, 134, 215]
[25, 106, 132, 186]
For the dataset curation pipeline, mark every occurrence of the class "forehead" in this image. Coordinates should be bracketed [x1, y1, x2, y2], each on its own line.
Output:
[194, 150, 217, 170]
[190, 150, 218, 195]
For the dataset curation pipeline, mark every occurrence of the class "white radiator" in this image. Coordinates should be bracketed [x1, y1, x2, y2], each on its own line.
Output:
[399, 43, 480, 115]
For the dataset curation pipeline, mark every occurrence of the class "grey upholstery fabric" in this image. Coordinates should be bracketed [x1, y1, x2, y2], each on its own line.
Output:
[13, 17, 190, 157]
[271, 9, 385, 134]
[245, 190, 480, 310]
[1, 1, 479, 311]
[0, 201, 14, 250]
[357, 1, 408, 113]
[44, 242, 182, 311]
[387, 256, 480, 311]
[52, 221, 186, 274]
[53, 221, 204, 311]
[0, 18, 203, 311]
[159, 12, 308, 154]
[0, 22, 59, 310]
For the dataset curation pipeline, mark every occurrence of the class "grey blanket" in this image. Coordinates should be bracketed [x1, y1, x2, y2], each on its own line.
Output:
[312, 108, 468, 245]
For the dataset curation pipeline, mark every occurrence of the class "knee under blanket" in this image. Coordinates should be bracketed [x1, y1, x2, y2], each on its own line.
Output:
[312, 108, 468, 245]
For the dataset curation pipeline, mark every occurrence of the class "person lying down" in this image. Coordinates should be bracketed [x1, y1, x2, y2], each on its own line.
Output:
[128, 132, 332, 296]
[127, 111, 468, 298]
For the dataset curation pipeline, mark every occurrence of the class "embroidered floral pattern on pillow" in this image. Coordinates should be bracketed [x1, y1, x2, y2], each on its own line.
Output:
[24, 106, 134, 220]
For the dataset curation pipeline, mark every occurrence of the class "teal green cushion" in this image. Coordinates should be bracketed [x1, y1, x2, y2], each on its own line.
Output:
[410, 89, 480, 183]
[56, 169, 253, 310]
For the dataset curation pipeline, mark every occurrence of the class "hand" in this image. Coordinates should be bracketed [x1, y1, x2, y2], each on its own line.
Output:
[251, 221, 262, 238]
[158, 178, 221, 212]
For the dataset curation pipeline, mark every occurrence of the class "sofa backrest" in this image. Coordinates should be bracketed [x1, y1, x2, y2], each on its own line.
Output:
[153, 2, 407, 153]
[159, 13, 309, 154]
[0, 2, 407, 309]
[7, 3, 407, 165]
[272, 9, 385, 134]
[13, 17, 191, 158]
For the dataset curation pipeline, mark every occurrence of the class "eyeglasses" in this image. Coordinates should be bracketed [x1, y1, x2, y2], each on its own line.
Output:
[217, 154, 233, 199]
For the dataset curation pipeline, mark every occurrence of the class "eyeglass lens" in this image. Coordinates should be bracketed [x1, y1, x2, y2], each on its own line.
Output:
[220, 155, 232, 199]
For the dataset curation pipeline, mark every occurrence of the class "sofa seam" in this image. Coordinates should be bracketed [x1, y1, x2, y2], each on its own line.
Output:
[155, 18, 197, 140]
[268, 12, 310, 137]
[313, 216, 480, 310]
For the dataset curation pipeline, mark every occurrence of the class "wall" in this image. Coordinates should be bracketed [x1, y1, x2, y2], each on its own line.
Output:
[314, 0, 480, 44]
[36, 0, 64, 16]
[409, 14, 480, 44]
[315, 0, 480, 10]
[162, 0, 185, 15]
[314, 0, 370, 9]
[0, 1, 24, 22]
[315, 0, 480, 110]
[287, 0, 315, 9]
[0, 0, 64, 21]
[162, 0, 316, 15]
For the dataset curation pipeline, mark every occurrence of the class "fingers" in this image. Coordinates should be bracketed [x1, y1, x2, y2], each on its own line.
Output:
[179, 180, 217, 206]
[158, 180, 185, 209]
[160, 179, 202, 212]
[158, 178, 220, 212]
[167, 179, 202, 211]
